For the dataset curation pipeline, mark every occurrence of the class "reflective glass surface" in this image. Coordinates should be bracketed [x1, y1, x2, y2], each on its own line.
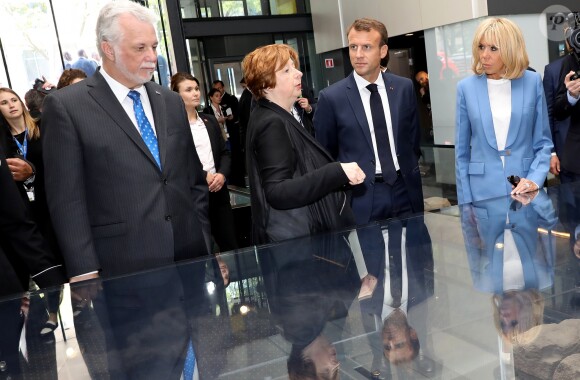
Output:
[2, 183, 580, 379]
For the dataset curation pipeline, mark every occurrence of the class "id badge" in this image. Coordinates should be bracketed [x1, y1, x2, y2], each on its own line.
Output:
[26, 186, 35, 202]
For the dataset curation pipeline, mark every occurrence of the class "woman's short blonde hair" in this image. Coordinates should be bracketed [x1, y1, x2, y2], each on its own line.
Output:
[471, 18, 529, 80]
[241, 44, 299, 100]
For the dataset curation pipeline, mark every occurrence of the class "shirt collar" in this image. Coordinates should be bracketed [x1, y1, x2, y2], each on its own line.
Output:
[353, 70, 386, 92]
[100, 67, 147, 103]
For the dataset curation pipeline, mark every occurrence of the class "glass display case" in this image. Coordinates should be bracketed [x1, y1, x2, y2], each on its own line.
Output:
[2, 182, 580, 379]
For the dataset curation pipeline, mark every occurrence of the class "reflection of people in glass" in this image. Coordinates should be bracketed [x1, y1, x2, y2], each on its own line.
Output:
[360, 217, 433, 373]
[491, 289, 544, 346]
[261, 230, 359, 380]
[455, 18, 552, 204]
[461, 190, 556, 347]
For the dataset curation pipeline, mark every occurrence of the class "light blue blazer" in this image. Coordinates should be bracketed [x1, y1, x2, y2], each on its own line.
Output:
[455, 71, 553, 205]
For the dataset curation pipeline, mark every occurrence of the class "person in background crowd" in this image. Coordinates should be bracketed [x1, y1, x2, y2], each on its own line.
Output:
[0, 141, 65, 380]
[238, 76, 253, 152]
[63, 51, 73, 69]
[0, 86, 64, 338]
[243, 43, 364, 244]
[455, 17, 552, 204]
[203, 88, 230, 148]
[553, 23, 580, 184]
[71, 48, 98, 76]
[543, 29, 572, 180]
[213, 79, 246, 187]
[56, 68, 87, 89]
[171, 72, 239, 253]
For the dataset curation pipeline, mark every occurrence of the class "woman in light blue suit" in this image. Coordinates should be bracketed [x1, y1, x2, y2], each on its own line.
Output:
[455, 18, 553, 205]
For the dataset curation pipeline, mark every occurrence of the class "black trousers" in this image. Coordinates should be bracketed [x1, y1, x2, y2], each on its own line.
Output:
[209, 187, 238, 252]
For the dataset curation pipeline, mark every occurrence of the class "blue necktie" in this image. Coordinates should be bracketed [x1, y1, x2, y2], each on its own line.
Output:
[183, 340, 196, 380]
[366, 83, 397, 185]
[127, 90, 161, 169]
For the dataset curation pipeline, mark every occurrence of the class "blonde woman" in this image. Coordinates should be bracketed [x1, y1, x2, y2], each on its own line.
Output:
[455, 18, 552, 204]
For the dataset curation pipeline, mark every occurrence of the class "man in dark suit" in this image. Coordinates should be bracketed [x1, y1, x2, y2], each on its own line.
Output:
[0, 144, 65, 379]
[213, 79, 245, 187]
[543, 55, 571, 179]
[238, 77, 253, 152]
[42, 2, 210, 283]
[42, 3, 210, 377]
[314, 18, 423, 225]
[554, 28, 580, 184]
[359, 218, 433, 373]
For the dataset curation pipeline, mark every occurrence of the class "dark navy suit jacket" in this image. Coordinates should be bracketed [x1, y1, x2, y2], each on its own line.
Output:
[314, 72, 424, 225]
[543, 57, 571, 157]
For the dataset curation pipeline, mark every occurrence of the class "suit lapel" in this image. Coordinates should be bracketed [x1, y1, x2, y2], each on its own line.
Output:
[146, 82, 167, 171]
[345, 74, 374, 151]
[260, 100, 336, 162]
[383, 72, 399, 147]
[87, 72, 162, 171]
[475, 75, 499, 150]
[200, 114, 221, 166]
[505, 76, 523, 148]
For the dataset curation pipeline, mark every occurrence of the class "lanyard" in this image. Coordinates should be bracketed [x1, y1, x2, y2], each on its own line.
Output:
[13, 129, 28, 159]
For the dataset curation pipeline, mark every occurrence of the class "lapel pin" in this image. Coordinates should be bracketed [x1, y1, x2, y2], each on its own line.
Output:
[389, 86, 394, 91]
[155, 90, 161, 95]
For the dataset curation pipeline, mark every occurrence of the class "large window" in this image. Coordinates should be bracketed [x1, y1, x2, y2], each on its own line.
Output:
[0, 0, 62, 96]
[0, 0, 175, 97]
[181, 0, 308, 18]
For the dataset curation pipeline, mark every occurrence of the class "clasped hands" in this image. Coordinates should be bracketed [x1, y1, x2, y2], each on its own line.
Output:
[207, 172, 225, 192]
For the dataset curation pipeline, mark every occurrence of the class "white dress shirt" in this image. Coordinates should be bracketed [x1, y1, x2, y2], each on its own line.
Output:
[487, 78, 511, 167]
[381, 227, 408, 321]
[353, 71, 400, 173]
[100, 68, 157, 136]
[190, 113, 216, 174]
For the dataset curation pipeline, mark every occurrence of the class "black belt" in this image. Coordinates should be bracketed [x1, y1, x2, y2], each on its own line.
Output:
[375, 171, 401, 183]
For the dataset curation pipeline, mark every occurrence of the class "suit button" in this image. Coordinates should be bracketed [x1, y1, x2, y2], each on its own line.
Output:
[165, 215, 172, 221]
[371, 160, 375, 165]
[163, 178, 168, 185]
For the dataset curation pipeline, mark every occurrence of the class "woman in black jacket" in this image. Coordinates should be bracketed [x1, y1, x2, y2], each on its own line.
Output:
[171, 73, 238, 252]
[242, 44, 365, 244]
[0, 87, 64, 335]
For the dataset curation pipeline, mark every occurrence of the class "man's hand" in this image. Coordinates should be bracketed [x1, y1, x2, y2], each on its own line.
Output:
[6, 158, 34, 181]
[70, 273, 101, 308]
[565, 71, 580, 99]
[550, 155, 560, 175]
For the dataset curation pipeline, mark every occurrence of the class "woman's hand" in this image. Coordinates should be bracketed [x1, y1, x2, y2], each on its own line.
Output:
[511, 189, 538, 206]
[208, 173, 225, 192]
[340, 162, 365, 185]
[510, 177, 538, 195]
[6, 158, 34, 181]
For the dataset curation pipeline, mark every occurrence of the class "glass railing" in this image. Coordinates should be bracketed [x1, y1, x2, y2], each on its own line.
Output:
[2, 181, 580, 379]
